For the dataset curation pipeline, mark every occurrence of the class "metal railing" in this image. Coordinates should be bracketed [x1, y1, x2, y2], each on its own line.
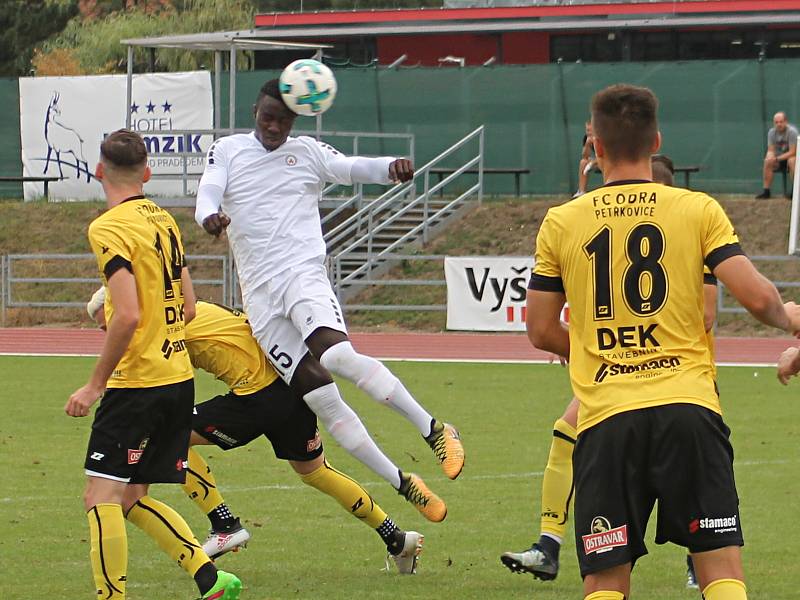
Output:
[326, 126, 484, 297]
[716, 255, 800, 314]
[2, 254, 229, 321]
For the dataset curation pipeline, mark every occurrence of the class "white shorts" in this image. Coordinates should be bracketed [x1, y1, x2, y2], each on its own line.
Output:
[243, 260, 347, 383]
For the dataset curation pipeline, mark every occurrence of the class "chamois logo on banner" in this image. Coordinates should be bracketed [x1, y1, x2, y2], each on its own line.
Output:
[42, 91, 92, 182]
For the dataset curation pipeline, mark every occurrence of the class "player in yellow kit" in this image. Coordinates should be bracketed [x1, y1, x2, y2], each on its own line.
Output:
[526, 85, 800, 600]
[66, 130, 240, 600]
[88, 293, 424, 574]
[502, 154, 715, 590]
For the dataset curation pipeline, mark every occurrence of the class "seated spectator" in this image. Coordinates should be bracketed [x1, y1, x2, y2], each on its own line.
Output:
[757, 111, 797, 199]
[573, 121, 597, 198]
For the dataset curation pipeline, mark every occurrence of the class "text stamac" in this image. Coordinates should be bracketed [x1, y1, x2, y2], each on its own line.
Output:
[582, 524, 628, 555]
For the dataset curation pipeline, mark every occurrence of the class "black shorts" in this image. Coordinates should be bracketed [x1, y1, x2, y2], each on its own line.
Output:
[84, 379, 194, 484]
[192, 379, 323, 462]
[775, 159, 789, 173]
[573, 403, 743, 577]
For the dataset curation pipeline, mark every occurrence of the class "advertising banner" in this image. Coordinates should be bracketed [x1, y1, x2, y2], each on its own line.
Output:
[19, 71, 212, 201]
[444, 256, 533, 331]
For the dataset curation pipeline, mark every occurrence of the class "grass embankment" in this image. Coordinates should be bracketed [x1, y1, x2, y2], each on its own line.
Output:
[0, 195, 797, 335]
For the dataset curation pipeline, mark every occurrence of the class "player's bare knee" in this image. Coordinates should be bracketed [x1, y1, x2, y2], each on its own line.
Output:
[292, 353, 334, 397]
[305, 327, 348, 359]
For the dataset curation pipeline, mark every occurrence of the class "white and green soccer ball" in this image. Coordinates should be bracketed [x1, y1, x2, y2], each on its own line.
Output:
[279, 59, 337, 117]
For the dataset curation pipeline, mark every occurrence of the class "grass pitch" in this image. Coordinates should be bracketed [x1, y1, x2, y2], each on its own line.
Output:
[0, 356, 797, 599]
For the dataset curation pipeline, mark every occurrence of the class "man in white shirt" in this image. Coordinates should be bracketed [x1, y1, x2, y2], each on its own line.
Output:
[195, 79, 464, 523]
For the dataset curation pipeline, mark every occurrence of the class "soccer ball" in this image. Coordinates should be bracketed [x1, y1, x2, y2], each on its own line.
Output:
[279, 59, 337, 117]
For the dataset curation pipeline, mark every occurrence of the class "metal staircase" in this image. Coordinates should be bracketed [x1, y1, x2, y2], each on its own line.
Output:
[323, 126, 484, 300]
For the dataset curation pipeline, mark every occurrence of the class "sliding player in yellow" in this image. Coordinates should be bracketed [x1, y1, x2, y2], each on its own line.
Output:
[502, 153, 716, 590]
[66, 130, 240, 600]
[526, 84, 800, 600]
[89, 293, 424, 574]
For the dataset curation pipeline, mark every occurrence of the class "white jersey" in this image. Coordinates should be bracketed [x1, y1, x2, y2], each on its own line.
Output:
[198, 132, 392, 296]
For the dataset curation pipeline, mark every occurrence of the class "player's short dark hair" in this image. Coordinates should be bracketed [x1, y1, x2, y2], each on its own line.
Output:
[256, 78, 292, 113]
[651, 154, 674, 186]
[100, 129, 147, 168]
[591, 84, 658, 162]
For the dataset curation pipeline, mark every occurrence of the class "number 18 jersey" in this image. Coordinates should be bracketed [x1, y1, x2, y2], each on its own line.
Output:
[531, 181, 742, 433]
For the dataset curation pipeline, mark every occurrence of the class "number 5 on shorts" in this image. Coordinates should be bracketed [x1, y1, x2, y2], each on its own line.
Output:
[269, 344, 293, 375]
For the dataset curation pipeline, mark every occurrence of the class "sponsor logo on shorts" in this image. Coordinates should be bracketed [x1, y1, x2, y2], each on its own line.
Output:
[176, 459, 187, 472]
[689, 515, 738, 534]
[206, 427, 238, 447]
[307, 429, 322, 452]
[594, 356, 681, 384]
[582, 516, 628, 555]
[90, 452, 105, 461]
[127, 438, 149, 465]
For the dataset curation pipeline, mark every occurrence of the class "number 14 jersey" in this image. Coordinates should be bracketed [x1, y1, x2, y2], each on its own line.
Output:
[531, 181, 742, 433]
[88, 197, 193, 388]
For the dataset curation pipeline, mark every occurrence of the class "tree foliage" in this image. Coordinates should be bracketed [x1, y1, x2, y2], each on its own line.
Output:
[37, 0, 255, 74]
[0, 1, 79, 76]
[30, 0, 443, 76]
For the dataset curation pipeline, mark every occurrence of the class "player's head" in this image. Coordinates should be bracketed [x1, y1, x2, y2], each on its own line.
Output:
[253, 78, 296, 151]
[591, 84, 661, 164]
[87, 286, 107, 330]
[651, 154, 674, 186]
[774, 111, 788, 132]
[96, 129, 151, 187]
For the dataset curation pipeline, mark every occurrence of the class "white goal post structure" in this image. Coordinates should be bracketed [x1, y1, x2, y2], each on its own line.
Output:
[789, 159, 800, 255]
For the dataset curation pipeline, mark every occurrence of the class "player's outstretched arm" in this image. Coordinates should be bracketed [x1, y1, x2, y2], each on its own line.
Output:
[777, 346, 800, 385]
[713, 255, 800, 332]
[526, 289, 569, 359]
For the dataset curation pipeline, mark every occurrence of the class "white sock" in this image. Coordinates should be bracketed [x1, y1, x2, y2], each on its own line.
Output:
[303, 383, 402, 489]
[320, 341, 434, 436]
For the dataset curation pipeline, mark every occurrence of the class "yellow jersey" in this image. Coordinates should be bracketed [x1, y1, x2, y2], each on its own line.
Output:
[531, 181, 741, 433]
[88, 196, 192, 387]
[186, 301, 279, 394]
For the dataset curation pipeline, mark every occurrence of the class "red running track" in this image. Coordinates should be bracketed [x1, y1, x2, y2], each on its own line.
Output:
[0, 328, 793, 364]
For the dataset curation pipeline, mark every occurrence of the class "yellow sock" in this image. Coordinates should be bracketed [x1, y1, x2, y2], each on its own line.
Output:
[87, 503, 127, 599]
[126, 495, 210, 577]
[540, 417, 577, 539]
[183, 448, 226, 514]
[703, 578, 747, 600]
[585, 592, 625, 600]
[301, 460, 388, 528]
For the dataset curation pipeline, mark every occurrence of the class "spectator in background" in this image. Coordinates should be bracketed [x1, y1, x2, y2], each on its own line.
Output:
[573, 121, 597, 198]
[756, 111, 797, 199]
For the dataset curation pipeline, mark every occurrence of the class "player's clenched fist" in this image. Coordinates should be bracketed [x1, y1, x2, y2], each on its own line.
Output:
[777, 346, 800, 385]
[202, 212, 231, 237]
[389, 159, 414, 183]
[65, 383, 104, 417]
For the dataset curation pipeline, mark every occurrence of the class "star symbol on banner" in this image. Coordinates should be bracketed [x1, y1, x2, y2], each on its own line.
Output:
[146, 101, 156, 113]
[130, 102, 139, 113]
[162, 100, 172, 112]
